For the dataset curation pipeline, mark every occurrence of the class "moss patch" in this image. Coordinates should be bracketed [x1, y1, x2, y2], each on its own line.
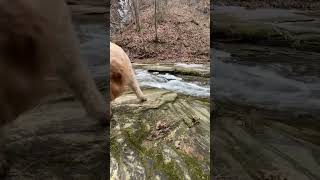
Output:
[180, 151, 210, 179]
[144, 148, 183, 180]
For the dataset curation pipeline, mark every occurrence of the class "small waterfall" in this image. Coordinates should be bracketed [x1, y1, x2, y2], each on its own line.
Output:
[111, 0, 133, 32]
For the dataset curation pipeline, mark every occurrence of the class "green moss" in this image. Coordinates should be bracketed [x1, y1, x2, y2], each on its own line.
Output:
[160, 161, 182, 180]
[181, 152, 210, 179]
[110, 137, 121, 161]
[144, 148, 183, 180]
[120, 116, 152, 152]
[119, 114, 185, 179]
[122, 130, 184, 179]
[111, 90, 210, 178]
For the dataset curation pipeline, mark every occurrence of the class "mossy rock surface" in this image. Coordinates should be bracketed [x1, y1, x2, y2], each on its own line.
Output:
[110, 88, 210, 179]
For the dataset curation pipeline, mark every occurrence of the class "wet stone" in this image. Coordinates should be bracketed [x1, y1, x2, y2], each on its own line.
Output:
[110, 87, 210, 179]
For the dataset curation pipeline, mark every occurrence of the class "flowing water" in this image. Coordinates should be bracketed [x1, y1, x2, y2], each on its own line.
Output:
[111, 0, 132, 32]
[74, 23, 320, 113]
[75, 22, 211, 99]
[135, 68, 210, 98]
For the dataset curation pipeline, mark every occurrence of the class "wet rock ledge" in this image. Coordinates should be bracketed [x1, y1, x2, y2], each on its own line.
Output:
[110, 88, 210, 179]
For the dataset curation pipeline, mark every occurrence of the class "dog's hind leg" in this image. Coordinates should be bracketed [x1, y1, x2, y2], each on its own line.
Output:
[128, 70, 147, 102]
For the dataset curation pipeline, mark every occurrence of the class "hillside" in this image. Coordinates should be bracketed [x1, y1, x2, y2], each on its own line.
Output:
[111, 0, 210, 64]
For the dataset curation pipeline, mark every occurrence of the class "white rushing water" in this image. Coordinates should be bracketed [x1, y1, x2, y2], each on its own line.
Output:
[135, 69, 210, 98]
[117, 0, 131, 23]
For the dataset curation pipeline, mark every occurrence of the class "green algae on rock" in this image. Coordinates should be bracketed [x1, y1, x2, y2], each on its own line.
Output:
[110, 88, 210, 179]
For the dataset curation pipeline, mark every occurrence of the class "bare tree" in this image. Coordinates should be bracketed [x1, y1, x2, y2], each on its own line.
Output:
[154, 0, 158, 42]
[132, 0, 141, 31]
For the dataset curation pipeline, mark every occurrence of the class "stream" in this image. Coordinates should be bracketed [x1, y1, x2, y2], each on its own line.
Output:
[75, 22, 211, 100]
[135, 67, 210, 98]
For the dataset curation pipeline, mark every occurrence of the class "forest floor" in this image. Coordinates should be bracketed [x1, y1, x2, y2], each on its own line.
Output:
[111, 0, 210, 64]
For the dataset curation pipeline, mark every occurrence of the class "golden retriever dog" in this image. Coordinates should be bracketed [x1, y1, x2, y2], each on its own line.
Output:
[110, 42, 146, 110]
[0, 0, 108, 176]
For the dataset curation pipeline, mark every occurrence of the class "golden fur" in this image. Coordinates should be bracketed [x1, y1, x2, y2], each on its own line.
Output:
[0, 0, 107, 176]
[110, 42, 146, 102]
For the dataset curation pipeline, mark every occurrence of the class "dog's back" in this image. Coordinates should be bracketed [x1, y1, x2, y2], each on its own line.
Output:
[110, 42, 146, 101]
[110, 42, 130, 100]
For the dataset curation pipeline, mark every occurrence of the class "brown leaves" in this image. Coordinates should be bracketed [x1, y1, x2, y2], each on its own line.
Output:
[111, 2, 209, 64]
[146, 121, 171, 141]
